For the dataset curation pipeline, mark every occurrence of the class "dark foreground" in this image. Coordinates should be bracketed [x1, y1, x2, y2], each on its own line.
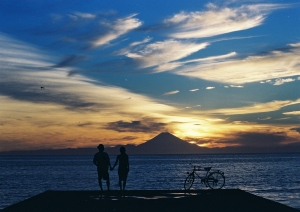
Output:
[1, 189, 298, 212]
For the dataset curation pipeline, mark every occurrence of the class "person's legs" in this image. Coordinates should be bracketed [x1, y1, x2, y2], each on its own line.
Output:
[103, 171, 110, 191]
[119, 179, 122, 190]
[118, 170, 123, 190]
[106, 178, 110, 191]
[99, 180, 103, 191]
[122, 172, 128, 190]
[98, 173, 103, 191]
[123, 180, 126, 190]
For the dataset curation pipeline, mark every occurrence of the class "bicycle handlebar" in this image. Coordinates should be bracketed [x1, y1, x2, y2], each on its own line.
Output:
[190, 165, 212, 172]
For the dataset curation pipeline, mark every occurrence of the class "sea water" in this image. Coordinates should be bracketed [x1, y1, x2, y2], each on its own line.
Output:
[0, 154, 300, 210]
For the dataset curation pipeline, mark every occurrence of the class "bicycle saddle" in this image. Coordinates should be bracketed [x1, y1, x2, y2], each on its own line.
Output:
[204, 167, 211, 171]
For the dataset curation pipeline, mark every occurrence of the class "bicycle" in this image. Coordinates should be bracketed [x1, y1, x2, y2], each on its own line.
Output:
[184, 165, 225, 190]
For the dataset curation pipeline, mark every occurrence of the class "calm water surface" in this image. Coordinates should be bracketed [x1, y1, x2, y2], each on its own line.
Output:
[1, 154, 300, 210]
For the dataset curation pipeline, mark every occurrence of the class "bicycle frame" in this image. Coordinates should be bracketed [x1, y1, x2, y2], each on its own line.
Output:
[188, 166, 211, 184]
[184, 165, 225, 190]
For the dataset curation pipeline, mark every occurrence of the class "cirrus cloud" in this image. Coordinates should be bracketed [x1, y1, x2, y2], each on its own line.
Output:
[126, 40, 209, 69]
[92, 14, 142, 47]
[204, 99, 300, 115]
[163, 90, 180, 96]
[273, 78, 296, 85]
[164, 3, 289, 39]
[283, 111, 300, 115]
[176, 42, 300, 84]
[105, 119, 167, 133]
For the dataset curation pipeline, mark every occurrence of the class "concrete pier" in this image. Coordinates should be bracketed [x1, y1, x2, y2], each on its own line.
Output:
[1, 189, 298, 212]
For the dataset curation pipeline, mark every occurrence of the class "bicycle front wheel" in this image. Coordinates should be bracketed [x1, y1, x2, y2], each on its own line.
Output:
[206, 172, 225, 189]
[184, 173, 195, 190]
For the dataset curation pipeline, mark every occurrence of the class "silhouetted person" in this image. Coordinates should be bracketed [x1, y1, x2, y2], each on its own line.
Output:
[112, 146, 129, 190]
[93, 144, 112, 192]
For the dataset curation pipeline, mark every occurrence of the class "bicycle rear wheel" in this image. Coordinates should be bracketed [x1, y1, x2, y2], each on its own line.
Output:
[184, 173, 194, 190]
[206, 172, 225, 189]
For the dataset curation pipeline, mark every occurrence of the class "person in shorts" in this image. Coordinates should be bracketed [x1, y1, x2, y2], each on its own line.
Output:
[93, 144, 112, 191]
[112, 146, 129, 190]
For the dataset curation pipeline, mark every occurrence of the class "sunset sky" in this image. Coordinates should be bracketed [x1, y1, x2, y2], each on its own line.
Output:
[0, 0, 300, 152]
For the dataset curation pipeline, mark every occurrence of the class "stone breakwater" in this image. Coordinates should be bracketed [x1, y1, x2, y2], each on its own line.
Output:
[2, 189, 298, 212]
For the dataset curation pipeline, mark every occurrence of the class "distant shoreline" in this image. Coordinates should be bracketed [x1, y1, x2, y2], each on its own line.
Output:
[1, 133, 300, 155]
[1, 151, 300, 156]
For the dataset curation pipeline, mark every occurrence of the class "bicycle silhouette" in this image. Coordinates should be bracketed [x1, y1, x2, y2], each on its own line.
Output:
[184, 165, 225, 190]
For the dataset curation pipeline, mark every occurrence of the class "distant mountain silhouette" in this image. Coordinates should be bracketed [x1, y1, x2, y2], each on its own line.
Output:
[0, 132, 203, 155]
[124, 132, 203, 154]
[1, 132, 299, 155]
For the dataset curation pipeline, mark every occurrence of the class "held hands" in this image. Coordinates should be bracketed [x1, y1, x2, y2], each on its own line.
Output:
[110, 166, 114, 171]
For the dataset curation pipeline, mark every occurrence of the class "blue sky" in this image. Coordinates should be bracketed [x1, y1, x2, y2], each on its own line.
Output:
[0, 0, 300, 152]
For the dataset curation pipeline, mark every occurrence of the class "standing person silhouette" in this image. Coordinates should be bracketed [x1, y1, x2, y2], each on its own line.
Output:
[93, 144, 112, 192]
[112, 146, 129, 191]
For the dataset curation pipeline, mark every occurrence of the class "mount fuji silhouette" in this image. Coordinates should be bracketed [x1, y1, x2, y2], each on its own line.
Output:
[1, 132, 298, 155]
[0, 132, 203, 155]
[106, 132, 203, 154]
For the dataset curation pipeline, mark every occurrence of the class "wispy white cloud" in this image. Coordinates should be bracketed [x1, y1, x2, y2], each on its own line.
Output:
[273, 78, 295, 85]
[164, 4, 288, 39]
[205, 118, 225, 122]
[260, 80, 272, 84]
[0, 34, 53, 72]
[163, 90, 180, 95]
[154, 62, 182, 72]
[258, 117, 271, 120]
[155, 51, 237, 72]
[283, 111, 300, 115]
[205, 99, 300, 115]
[189, 89, 199, 92]
[290, 43, 300, 47]
[0, 33, 176, 116]
[129, 37, 152, 47]
[230, 85, 244, 88]
[126, 40, 209, 69]
[211, 35, 263, 43]
[206, 87, 215, 90]
[184, 52, 237, 63]
[179, 104, 201, 110]
[114, 37, 152, 56]
[92, 14, 142, 47]
[113, 37, 152, 55]
[176, 42, 300, 84]
[69, 12, 96, 20]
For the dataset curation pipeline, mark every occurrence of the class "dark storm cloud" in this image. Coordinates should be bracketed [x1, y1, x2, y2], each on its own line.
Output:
[0, 140, 26, 152]
[111, 136, 138, 141]
[77, 122, 94, 127]
[91, 57, 141, 73]
[185, 131, 300, 153]
[232, 132, 287, 147]
[291, 128, 300, 134]
[186, 131, 289, 148]
[0, 81, 106, 111]
[122, 136, 138, 141]
[137, 23, 172, 32]
[64, 139, 77, 144]
[105, 119, 167, 133]
[53, 54, 88, 68]
[255, 43, 300, 56]
[68, 57, 142, 76]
